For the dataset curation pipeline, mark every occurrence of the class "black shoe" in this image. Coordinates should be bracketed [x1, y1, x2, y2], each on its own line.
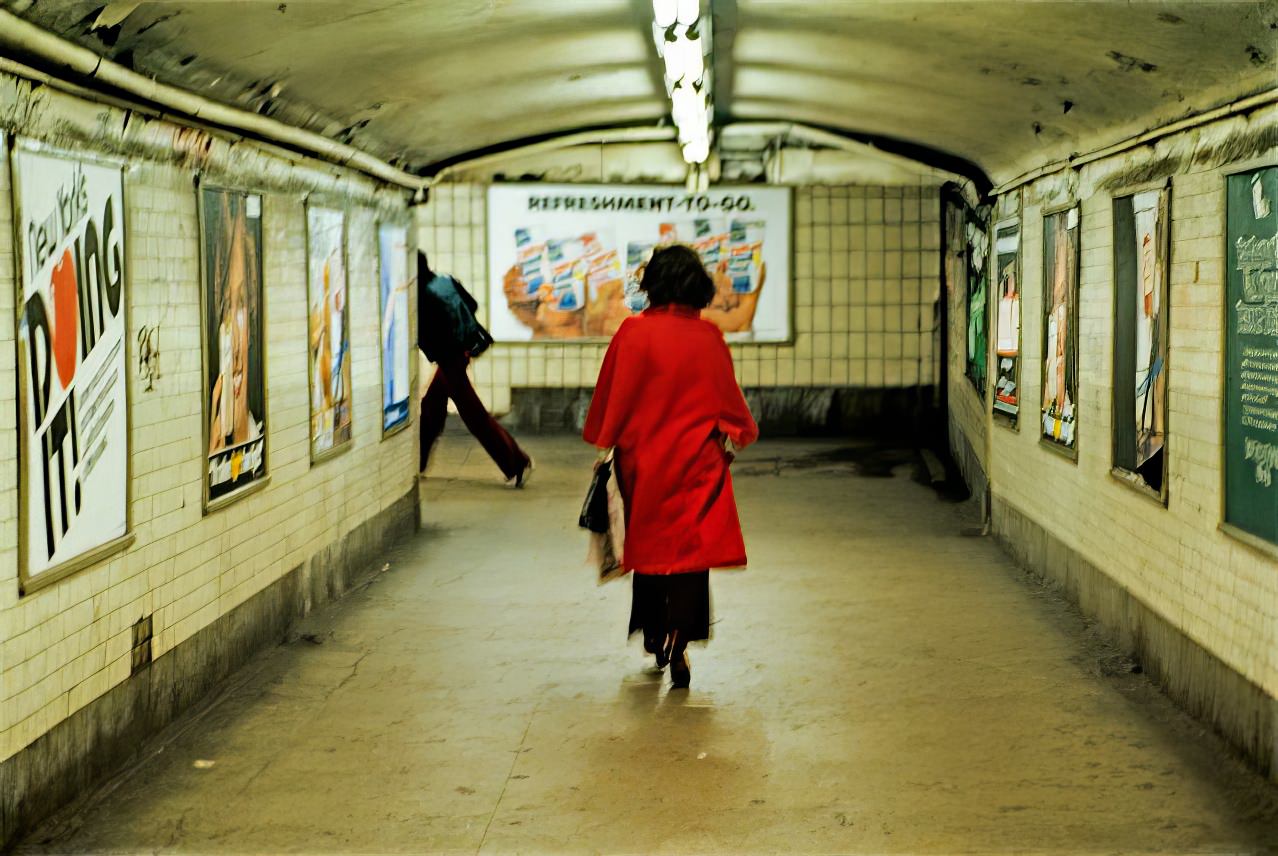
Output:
[670, 652, 690, 689]
[513, 458, 534, 489]
[644, 635, 669, 669]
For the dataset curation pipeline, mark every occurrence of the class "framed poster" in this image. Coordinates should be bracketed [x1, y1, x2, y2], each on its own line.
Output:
[12, 140, 132, 593]
[486, 184, 792, 343]
[965, 213, 989, 399]
[992, 219, 1021, 424]
[377, 222, 412, 437]
[1041, 205, 1080, 456]
[306, 204, 353, 461]
[1112, 185, 1170, 498]
[199, 185, 268, 510]
[1224, 164, 1278, 546]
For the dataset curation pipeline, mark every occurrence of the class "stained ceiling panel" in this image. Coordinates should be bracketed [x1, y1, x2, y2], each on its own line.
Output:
[1, 0, 1272, 185]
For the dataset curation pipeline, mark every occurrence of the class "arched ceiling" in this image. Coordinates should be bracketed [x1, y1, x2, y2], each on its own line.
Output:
[1, 0, 1273, 187]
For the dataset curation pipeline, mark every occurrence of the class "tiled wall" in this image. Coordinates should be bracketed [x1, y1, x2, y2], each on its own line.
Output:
[947, 104, 1278, 700]
[415, 183, 942, 411]
[0, 122, 417, 761]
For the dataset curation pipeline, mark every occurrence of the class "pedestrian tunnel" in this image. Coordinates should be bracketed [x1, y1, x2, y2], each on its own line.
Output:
[0, 2, 1275, 852]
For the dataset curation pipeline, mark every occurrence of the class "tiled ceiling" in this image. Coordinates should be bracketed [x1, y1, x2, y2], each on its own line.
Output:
[1, 0, 1273, 185]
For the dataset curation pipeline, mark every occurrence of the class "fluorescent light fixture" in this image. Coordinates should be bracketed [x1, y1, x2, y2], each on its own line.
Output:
[676, 0, 699, 26]
[653, 0, 677, 28]
[652, 0, 712, 166]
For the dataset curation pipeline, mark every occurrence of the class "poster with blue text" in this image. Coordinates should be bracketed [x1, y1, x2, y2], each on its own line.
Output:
[14, 143, 130, 589]
[378, 223, 411, 435]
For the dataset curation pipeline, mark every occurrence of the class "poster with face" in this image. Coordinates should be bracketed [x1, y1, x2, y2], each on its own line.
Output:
[306, 206, 353, 459]
[378, 223, 411, 436]
[1041, 207, 1080, 452]
[14, 143, 129, 587]
[993, 221, 1021, 422]
[201, 187, 267, 507]
[487, 184, 791, 343]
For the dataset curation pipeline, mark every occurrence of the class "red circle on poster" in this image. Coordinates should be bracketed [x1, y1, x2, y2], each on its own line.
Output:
[51, 248, 79, 388]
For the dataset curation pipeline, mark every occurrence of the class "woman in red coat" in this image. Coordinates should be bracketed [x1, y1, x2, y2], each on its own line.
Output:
[583, 245, 759, 688]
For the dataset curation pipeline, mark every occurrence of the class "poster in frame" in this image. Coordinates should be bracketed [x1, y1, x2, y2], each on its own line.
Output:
[485, 184, 793, 343]
[305, 203, 354, 462]
[377, 221, 412, 438]
[198, 182, 269, 511]
[1040, 204, 1081, 458]
[11, 137, 133, 594]
[965, 211, 989, 399]
[1222, 161, 1278, 550]
[992, 218, 1022, 425]
[1110, 182, 1171, 502]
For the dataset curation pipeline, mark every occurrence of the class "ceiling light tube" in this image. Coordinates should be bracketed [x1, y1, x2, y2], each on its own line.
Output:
[653, 0, 677, 28]
[675, 0, 699, 27]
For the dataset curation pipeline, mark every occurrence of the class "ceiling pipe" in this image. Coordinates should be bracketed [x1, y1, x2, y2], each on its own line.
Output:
[0, 8, 428, 190]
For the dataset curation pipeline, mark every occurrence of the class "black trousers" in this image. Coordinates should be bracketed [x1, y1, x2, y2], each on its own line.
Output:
[628, 571, 711, 647]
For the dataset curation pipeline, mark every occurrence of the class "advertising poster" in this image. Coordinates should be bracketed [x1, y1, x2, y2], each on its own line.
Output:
[14, 144, 129, 586]
[487, 184, 791, 342]
[1041, 207, 1080, 453]
[1112, 188, 1169, 492]
[201, 187, 267, 507]
[378, 222, 412, 435]
[306, 206, 353, 459]
[993, 221, 1021, 422]
[966, 214, 989, 398]
[1224, 166, 1278, 544]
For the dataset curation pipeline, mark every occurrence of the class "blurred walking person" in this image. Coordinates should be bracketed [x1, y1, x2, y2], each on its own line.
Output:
[583, 244, 758, 688]
[418, 250, 533, 486]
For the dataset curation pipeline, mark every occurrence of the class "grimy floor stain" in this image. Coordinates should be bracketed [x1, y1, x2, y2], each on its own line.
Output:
[16, 437, 1278, 855]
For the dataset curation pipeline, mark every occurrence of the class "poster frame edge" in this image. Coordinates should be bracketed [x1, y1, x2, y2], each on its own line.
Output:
[483, 182, 796, 346]
[1218, 156, 1278, 543]
[12, 137, 135, 597]
[375, 218, 414, 441]
[1107, 177, 1172, 507]
[196, 178, 272, 514]
[990, 213, 1022, 432]
[1037, 201, 1081, 463]
[304, 201, 356, 465]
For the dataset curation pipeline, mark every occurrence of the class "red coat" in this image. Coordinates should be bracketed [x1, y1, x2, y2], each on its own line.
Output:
[583, 304, 759, 574]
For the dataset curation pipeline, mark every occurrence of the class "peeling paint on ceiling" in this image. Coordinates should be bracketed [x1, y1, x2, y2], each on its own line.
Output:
[0, 0, 1273, 185]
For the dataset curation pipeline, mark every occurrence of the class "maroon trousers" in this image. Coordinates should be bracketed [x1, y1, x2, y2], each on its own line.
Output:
[419, 355, 529, 479]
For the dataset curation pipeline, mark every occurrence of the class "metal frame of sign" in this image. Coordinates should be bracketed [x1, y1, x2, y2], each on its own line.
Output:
[304, 198, 354, 465]
[1038, 200, 1082, 462]
[196, 177, 272, 513]
[10, 136, 135, 596]
[375, 218, 414, 440]
[991, 213, 1023, 431]
[1219, 155, 1278, 559]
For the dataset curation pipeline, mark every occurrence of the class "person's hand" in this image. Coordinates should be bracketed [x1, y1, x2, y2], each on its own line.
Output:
[208, 374, 225, 455]
[503, 265, 540, 328]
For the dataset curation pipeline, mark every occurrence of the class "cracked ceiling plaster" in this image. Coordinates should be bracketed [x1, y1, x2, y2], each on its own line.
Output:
[3, 0, 1274, 186]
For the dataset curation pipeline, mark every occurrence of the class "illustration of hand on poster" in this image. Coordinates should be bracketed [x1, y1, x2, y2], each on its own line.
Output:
[307, 206, 354, 458]
[486, 185, 791, 342]
[202, 188, 267, 506]
[379, 223, 412, 434]
[15, 145, 130, 587]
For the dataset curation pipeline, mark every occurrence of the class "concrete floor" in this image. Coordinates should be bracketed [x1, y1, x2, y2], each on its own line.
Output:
[16, 436, 1278, 855]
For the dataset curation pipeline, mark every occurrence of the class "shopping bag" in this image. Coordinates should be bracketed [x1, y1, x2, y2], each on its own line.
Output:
[580, 458, 628, 584]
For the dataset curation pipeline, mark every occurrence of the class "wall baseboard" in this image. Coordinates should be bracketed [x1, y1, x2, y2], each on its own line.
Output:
[992, 497, 1277, 784]
[506, 385, 940, 437]
[0, 489, 420, 852]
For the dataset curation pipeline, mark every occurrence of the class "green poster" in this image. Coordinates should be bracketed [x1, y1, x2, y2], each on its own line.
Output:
[1225, 166, 1278, 543]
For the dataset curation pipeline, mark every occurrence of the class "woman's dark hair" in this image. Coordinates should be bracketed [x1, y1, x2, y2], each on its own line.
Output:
[641, 244, 715, 309]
